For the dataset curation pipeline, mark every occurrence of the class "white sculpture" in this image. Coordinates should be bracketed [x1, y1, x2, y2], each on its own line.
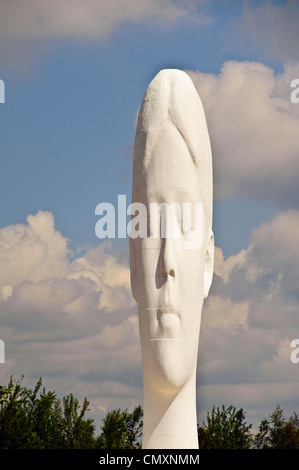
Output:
[129, 69, 214, 449]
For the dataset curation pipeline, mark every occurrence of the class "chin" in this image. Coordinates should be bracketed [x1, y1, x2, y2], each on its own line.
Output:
[142, 338, 198, 396]
[152, 366, 193, 396]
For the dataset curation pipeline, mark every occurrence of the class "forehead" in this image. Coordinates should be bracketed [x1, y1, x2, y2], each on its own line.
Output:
[143, 125, 206, 203]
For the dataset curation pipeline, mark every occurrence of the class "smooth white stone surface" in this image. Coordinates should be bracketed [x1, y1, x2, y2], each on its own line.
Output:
[130, 69, 214, 449]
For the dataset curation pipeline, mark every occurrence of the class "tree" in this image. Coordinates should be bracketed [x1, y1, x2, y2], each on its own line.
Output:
[254, 404, 299, 449]
[59, 394, 95, 449]
[97, 405, 143, 449]
[0, 375, 33, 448]
[198, 405, 253, 449]
[122, 405, 143, 449]
[0, 375, 95, 449]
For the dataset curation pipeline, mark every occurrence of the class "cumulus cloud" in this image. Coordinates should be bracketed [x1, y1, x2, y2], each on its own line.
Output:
[0, 211, 135, 339]
[0, 0, 211, 69]
[1, 209, 299, 430]
[250, 210, 299, 272]
[0, 211, 69, 287]
[0, 0, 208, 40]
[198, 209, 299, 427]
[0, 211, 140, 423]
[232, 0, 299, 62]
[187, 60, 299, 206]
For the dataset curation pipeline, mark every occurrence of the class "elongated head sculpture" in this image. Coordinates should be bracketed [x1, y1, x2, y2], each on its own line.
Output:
[130, 69, 214, 449]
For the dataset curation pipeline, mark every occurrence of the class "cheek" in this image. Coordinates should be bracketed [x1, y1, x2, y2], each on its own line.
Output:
[130, 241, 159, 303]
[133, 241, 205, 279]
[131, 241, 206, 311]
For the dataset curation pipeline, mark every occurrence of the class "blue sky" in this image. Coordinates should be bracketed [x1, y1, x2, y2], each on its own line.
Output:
[0, 0, 283, 254]
[0, 0, 299, 434]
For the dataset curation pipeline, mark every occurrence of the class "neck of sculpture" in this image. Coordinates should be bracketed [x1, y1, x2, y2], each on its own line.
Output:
[142, 372, 198, 449]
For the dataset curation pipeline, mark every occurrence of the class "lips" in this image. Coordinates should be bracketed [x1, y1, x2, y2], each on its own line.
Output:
[157, 307, 180, 321]
[156, 308, 181, 339]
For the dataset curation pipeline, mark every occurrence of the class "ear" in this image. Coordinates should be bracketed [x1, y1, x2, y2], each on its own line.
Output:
[204, 228, 214, 299]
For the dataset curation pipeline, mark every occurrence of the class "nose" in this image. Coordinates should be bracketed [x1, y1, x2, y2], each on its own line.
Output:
[155, 235, 176, 289]
[162, 268, 175, 278]
[161, 236, 175, 279]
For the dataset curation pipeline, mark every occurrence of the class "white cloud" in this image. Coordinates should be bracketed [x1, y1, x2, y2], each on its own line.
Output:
[227, 0, 299, 62]
[250, 210, 299, 271]
[187, 60, 299, 205]
[201, 295, 248, 331]
[0, 0, 213, 70]
[1, 209, 299, 431]
[0, 211, 139, 400]
[213, 245, 249, 283]
[0, 211, 135, 343]
[0, 211, 69, 287]
[197, 208, 299, 427]
[244, 0, 299, 61]
[0, 211, 143, 429]
[0, 0, 209, 40]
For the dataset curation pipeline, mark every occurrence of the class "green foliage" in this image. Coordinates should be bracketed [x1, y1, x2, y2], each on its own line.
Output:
[254, 404, 299, 449]
[97, 405, 143, 449]
[0, 375, 142, 449]
[0, 375, 95, 449]
[61, 394, 95, 449]
[198, 404, 253, 449]
[1, 375, 299, 449]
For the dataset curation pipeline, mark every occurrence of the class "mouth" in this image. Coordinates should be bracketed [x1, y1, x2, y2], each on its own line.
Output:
[157, 307, 180, 321]
[156, 307, 181, 337]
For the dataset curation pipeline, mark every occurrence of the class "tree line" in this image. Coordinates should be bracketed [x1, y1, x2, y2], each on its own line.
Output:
[0, 375, 298, 449]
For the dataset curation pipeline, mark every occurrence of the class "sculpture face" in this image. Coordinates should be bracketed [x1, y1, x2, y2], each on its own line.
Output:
[130, 69, 214, 395]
